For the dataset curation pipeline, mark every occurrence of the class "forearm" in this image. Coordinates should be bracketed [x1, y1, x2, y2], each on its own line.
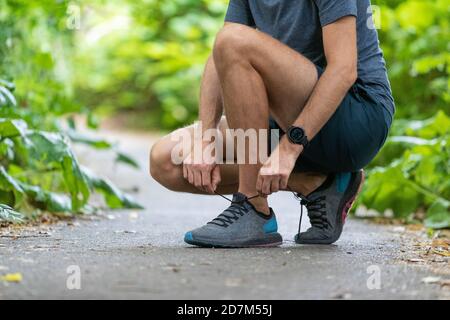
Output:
[259, 16, 357, 194]
[199, 55, 223, 133]
[283, 66, 357, 156]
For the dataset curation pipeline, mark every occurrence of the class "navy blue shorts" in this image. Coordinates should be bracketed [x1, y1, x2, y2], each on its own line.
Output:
[269, 66, 393, 173]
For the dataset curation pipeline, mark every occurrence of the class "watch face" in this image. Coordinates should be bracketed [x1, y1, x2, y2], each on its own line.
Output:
[289, 127, 305, 143]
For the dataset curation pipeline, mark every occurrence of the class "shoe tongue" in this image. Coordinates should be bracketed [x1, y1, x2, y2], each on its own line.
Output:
[232, 192, 248, 203]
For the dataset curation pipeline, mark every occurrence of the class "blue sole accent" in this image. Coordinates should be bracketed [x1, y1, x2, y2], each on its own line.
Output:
[337, 172, 352, 193]
[184, 231, 194, 243]
[263, 216, 278, 234]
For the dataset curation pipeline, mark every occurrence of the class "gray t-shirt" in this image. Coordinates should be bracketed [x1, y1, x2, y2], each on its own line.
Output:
[225, 0, 394, 114]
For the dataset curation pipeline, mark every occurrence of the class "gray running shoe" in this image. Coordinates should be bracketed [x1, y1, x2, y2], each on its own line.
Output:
[295, 170, 365, 245]
[184, 193, 282, 248]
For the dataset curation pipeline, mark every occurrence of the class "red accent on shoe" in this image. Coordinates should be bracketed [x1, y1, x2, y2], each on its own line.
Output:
[341, 170, 365, 224]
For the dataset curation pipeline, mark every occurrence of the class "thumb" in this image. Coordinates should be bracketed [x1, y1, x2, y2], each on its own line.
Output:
[211, 166, 221, 191]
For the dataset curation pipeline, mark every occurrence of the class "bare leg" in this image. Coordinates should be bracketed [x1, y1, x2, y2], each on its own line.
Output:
[213, 33, 270, 213]
[150, 118, 239, 195]
[150, 118, 324, 197]
[150, 24, 339, 201]
[212, 24, 327, 210]
[214, 24, 319, 131]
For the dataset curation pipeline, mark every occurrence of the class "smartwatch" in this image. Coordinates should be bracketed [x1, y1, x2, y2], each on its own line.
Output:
[286, 126, 309, 148]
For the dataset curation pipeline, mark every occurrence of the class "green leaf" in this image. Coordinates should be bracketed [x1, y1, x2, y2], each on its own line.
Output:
[67, 117, 76, 130]
[0, 190, 15, 207]
[0, 166, 24, 208]
[388, 136, 436, 146]
[0, 204, 24, 223]
[21, 184, 73, 213]
[33, 52, 54, 70]
[0, 86, 17, 107]
[115, 151, 140, 169]
[396, 1, 436, 31]
[0, 119, 28, 139]
[26, 131, 91, 210]
[0, 139, 14, 160]
[0, 79, 15, 91]
[66, 129, 113, 149]
[424, 200, 450, 229]
[0, 166, 24, 194]
[26, 131, 72, 162]
[61, 155, 90, 211]
[1, 166, 73, 213]
[87, 113, 100, 129]
[358, 165, 422, 218]
[82, 167, 143, 209]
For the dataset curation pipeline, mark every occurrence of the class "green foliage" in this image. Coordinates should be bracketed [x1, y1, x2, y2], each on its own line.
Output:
[74, 0, 227, 129]
[375, 0, 449, 119]
[1, 0, 448, 228]
[359, 111, 450, 228]
[0, 112, 143, 220]
[0, 1, 143, 222]
[0, 204, 23, 223]
[73, 0, 449, 128]
[82, 167, 143, 209]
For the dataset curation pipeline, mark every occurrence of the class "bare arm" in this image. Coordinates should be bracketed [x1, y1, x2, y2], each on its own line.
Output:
[199, 55, 223, 133]
[258, 16, 358, 194]
[281, 16, 358, 161]
[199, 22, 238, 132]
[183, 55, 223, 193]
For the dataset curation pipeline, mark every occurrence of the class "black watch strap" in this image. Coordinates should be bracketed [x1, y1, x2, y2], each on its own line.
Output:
[286, 126, 309, 148]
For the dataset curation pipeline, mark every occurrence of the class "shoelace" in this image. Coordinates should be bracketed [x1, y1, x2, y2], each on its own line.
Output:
[211, 189, 327, 232]
[207, 191, 260, 227]
[288, 187, 327, 234]
[290, 189, 308, 235]
[304, 196, 328, 229]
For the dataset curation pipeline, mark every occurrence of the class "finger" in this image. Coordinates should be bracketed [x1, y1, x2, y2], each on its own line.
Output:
[194, 170, 203, 189]
[201, 169, 213, 194]
[262, 176, 271, 196]
[211, 166, 221, 191]
[256, 172, 263, 195]
[271, 177, 280, 194]
[280, 176, 289, 191]
[183, 165, 188, 180]
[187, 167, 194, 185]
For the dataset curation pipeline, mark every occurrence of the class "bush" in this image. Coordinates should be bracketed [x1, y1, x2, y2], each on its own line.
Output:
[0, 0, 142, 223]
[359, 111, 450, 228]
[356, 0, 449, 228]
[73, 0, 227, 129]
[376, 0, 449, 119]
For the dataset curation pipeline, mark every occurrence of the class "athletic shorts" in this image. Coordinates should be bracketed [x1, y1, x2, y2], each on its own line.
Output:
[269, 66, 393, 173]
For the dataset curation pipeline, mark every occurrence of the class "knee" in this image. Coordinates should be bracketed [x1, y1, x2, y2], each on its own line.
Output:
[213, 24, 252, 70]
[149, 139, 168, 182]
[149, 139, 179, 190]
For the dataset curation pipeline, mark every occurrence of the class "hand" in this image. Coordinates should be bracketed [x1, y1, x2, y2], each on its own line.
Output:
[256, 138, 302, 196]
[183, 140, 221, 194]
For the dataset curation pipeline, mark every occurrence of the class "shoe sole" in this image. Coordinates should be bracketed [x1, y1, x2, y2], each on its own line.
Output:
[185, 232, 283, 248]
[295, 170, 365, 245]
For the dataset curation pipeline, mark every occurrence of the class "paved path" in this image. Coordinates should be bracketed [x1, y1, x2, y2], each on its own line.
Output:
[0, 130, 448, 299]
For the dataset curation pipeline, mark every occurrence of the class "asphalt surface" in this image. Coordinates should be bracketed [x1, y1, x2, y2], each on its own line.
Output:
[0, 130, 447, 299]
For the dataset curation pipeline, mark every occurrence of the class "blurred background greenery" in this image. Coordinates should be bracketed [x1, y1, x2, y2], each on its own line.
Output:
[0, 0, 449, 227]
